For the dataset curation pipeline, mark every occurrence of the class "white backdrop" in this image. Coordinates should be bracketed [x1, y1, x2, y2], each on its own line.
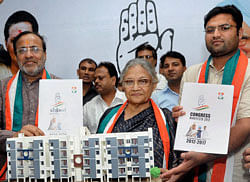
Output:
[0, 0, 222, 78]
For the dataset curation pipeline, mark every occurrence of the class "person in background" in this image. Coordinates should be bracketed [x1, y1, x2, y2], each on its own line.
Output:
[135, 44, 167, 91]
[77, 58, 98, 106]
[83, 62, 126, 134]
[152, 51, 186, 111]
[0, 10, 38, 79]
[218, 0, 250, 58]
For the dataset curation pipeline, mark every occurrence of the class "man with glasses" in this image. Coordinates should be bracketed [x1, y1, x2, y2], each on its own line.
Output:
[218, 0, 250, 58]
[0, 31, 57, 180]
[161, 5, 250, 182]
[135, 44, 167, 91]
[83, 62, 126, 134]
[0, 11, 39, 80]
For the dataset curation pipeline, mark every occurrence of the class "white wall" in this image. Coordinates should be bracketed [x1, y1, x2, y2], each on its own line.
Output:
[0, 0, 221, 78]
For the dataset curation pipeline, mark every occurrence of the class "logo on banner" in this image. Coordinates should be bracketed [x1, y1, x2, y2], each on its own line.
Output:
[218, 92, 224, 100]
[115, 0, 175, 73]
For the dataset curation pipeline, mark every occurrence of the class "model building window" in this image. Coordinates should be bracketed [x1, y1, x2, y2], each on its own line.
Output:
[95, 141, 99, 145]
[133, 167, 139, 174]
[107, 140, 111, 145]
[62, 160, 67, 165]
[133, 157, 139, 164]
[133, 148, 138, 154]
[96, 150, 100, 155]
[96, 160, 100, 164]
[132, 138, 137, 144]
[41, 151, 44, 156]
[118, 139, 124, 145]
[84, 141, 89, 147]
[144, 138, 148, 143]
[41, 161, 44, 165]
[119, 158, 125, 164]
[119, 168, 125, 174]
[40, 143, 43, 148]
[144, 148, 149, 153]
[84, 150, 89, 156]
[145, 158, 149, 163]
[17, 142, 23, 149]
[85, 159, 90, 165]
[108, 160, 111, 164]
[97, 169, 100, 174]
[62, 169, 67, 175]
[60, 141, 66, 148]
[126, 139, 130, 143]
[61, 150, 67, 157]
[118, 149, 123, 155]
[29, 142, 33, 148]
[85, 169, 90, 174]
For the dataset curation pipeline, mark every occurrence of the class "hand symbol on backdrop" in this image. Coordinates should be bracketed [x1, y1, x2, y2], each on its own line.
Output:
[116, 0, 174, 72]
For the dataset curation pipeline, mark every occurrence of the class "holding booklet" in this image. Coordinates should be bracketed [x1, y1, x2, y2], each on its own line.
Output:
[174, 82, 234, 154]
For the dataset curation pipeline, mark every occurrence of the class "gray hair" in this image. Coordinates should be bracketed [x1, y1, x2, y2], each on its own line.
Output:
[120, 58, 158, 83]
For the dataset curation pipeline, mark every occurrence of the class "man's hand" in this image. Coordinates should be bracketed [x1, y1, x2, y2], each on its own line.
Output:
[243, 147, 250, 169]
[116, 0, 174, 72]
[160, 152, 217, 182]
[13, 125, 45, 137]
[172, 106, 186, 122]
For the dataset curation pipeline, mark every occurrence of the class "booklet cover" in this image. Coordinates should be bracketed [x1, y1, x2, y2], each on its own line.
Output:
[38, 80, 83, 136]
[174, 82, 234, 154]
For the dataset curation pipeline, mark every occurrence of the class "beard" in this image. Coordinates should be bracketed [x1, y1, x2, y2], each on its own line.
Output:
[206, 37, 239, 57]
[18, 59, 46, 76]
[206, 43, 238, 57]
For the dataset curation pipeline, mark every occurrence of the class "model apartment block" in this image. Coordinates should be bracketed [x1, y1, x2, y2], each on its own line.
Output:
[6, 127, 154, 182]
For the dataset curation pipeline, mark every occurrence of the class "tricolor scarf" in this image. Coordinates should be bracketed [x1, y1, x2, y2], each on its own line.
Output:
[98, 99, 171, 169]
[194, 50, 248, 182]
[0, 69, 50, 180]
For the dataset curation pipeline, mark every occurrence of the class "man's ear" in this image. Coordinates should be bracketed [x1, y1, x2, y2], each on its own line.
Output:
[111, 76, 116, 87]
[5, 40, 7, 50]
[152, 82, 157, 91]
[238, 27, 243, 40]
[77, 69, 80, 77]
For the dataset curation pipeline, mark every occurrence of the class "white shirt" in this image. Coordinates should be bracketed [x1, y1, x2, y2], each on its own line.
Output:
[83, 90, 126, 134]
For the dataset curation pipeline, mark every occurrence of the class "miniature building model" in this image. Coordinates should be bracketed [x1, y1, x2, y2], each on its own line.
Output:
[6, 127, 154, 182]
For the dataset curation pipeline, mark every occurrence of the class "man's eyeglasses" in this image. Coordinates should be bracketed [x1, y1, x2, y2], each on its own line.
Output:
[204, 24, 237, 34]
[137, 55, 153, 60]
[242, 36, 250, 40]
[16, 46, 43, 55]
[123, 79, 151, 87]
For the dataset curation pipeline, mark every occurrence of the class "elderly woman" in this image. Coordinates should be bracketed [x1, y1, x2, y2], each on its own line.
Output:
[97, 58, 178, 169]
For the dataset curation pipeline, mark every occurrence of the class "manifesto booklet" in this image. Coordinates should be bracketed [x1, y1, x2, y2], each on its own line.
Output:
[38, 80, 83, 136]
[174, 82, 234, 154]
